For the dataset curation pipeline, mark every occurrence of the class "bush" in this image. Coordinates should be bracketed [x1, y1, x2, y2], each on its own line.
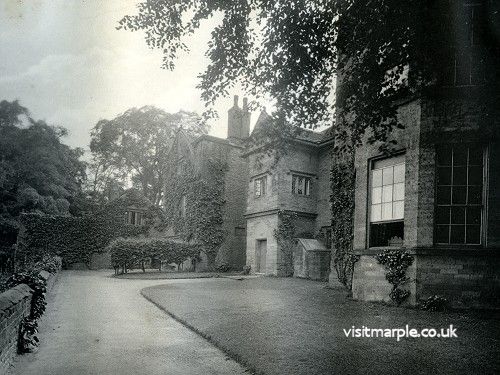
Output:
[420, 295, 448, 312]
[215, 262, 232, 273]
[242, 265, 251, 275]
[108, 237, 201, 274]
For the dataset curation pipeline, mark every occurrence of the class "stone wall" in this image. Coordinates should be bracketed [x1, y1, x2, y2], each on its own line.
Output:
[246, 214, 279, 275]
[351, 94, 500, 308]
[0, 264, 60, 373]
[0, 284, 33, 374]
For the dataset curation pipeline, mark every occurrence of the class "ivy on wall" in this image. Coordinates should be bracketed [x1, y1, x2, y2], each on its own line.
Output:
[376, 248, 414, 305]
[163, 158, 228, 268]
[330, 149, 358, 289]
[16, 190, 162, 268]
[274, 210, 298, 277]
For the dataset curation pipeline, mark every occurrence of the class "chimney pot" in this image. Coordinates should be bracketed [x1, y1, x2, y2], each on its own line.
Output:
[243, 97, 248, 111]
[234, 95, 239, 107]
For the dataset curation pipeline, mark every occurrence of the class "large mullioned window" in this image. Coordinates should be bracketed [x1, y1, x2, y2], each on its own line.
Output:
[435, 144, 484, 245]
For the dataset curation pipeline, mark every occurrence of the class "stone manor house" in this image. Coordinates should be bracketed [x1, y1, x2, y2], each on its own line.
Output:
[117, 0, 499, 308]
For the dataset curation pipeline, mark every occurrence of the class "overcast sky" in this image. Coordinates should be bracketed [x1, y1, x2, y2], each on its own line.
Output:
[0, 0, 259, 151]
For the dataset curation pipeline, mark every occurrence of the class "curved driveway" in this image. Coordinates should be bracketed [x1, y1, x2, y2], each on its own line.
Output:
[10, 271, 247, 375]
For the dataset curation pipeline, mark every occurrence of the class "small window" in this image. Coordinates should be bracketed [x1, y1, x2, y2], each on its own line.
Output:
[125, 210, 145, 226]
[435, 144, 484, 245]
[179, 195, 187, 218]
[292, 175, 311, 196]
[369, 155, 405, 247]
[254, 176, 267, 197]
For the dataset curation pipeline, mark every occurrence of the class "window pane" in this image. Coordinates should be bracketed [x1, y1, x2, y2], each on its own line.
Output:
[437, 167, 452, 185]
[382, 203, 392, 221]
[382, 167, 393, 185]
[298, 177, 304, 194]
[467, 185, 482, 204]
[371, 204, 382, 222]
[450, 225, 465, 244]
[393, 183, 404, 201]
[451, 206, 465, 224]
[393, 201, 404, 220]
[452, 166, 467, 185]
[437, 186, 451, 204]
[452, 186, 467, 204]
[372, 187, 382, 204]
[466, 225, 481, 244]
[372, 169, 382, 187]
[436, 225, 450, 244]
[468, 166, 483, 185]
[305, 179, 311, 196]
[466, 207, 481, 225]
[382, 185, 393, 203]
[394, 164, 405, 183]
[292, 176, 296, 193]
[436, 206, 450, 225]
[437, 146, 452, 166]
[453, 148, 468, 166]
[255, 180, 261, 196]
[468, 146, 483, 165]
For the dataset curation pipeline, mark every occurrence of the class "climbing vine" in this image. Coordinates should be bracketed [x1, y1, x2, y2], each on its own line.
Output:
[274, 210, 298, 277]
[376, 249, 414, 305]
[16, 190, 161, 268]
[163, 158, 228, 268]
[330, 149, 358, 289]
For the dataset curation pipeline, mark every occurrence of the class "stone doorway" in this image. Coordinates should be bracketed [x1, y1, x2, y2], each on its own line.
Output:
[255, 239, 267, 273]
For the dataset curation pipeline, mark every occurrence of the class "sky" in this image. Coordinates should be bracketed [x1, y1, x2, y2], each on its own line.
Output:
[0, 0, 260, 152]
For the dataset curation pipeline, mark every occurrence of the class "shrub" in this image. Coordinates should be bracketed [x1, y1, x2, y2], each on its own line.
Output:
[376, 249, 414, 305]
[108, 237, 201, 274]
[420, 295, 448, 312]
[242, 265, 251, 275]
[215, 262, 232, 273]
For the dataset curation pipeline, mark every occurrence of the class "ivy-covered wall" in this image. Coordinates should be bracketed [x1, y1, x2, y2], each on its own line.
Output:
[16, 190, 159, 268]
[163, 136, 248, 270]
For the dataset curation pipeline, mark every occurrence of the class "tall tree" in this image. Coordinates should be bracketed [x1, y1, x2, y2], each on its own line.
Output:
[89, 106, 206, 206]
[118, 0, 499, 148]
[0, 100, 86, 247]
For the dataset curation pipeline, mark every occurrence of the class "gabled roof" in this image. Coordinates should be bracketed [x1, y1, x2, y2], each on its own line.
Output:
[296, 238, 329, 252]
[250, 110, 334, 146]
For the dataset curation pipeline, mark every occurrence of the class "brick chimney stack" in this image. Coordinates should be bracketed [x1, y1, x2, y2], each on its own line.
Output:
[227, 95, 250, 140]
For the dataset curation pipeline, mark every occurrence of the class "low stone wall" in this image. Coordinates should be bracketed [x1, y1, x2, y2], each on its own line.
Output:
[0, 284, 33, 374]
[0, 262, 61, 373]
[352, 251, 500, 309]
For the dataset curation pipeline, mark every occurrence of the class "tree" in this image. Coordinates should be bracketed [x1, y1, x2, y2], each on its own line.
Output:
[89, 106, 207, 206]
[0, 100, 87, 249]
[118, 1, 500, 147]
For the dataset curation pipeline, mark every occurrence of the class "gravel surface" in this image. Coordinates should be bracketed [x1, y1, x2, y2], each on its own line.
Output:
[143, 277, 500, 375]
[10, 271, 248, 375]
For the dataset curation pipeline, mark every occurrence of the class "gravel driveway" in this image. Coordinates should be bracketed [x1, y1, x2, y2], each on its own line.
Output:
[10, 270, 247, 375]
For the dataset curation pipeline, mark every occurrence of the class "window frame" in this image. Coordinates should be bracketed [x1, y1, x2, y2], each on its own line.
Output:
[254, 175, 267, 198]
[433, 143, 488, 247]
[291, 174, 312, 196]
[367, 152, 406, 249]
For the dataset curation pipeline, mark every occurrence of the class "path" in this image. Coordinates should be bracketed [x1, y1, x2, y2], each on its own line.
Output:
[10, 271, 247, 375]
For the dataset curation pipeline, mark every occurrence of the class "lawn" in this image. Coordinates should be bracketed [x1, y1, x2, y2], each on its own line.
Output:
[142, 277, 500, 375]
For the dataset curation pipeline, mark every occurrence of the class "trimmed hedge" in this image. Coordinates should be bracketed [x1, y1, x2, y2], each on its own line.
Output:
[108, 237, 201, 273]
[15, 190, 164, 268]
[17, 213, 148, 268]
